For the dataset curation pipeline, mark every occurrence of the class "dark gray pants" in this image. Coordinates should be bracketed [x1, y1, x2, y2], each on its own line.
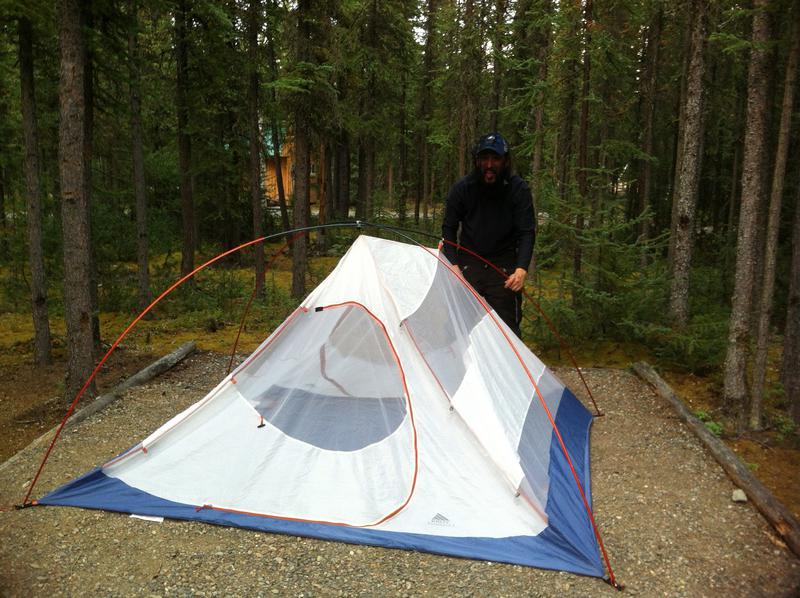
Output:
[460, 254, 522, 338]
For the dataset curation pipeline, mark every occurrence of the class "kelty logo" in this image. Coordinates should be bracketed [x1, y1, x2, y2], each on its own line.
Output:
[429, 513, 454, 527]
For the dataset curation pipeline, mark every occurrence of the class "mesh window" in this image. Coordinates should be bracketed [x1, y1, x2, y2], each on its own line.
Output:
[234, 305, 408, 451]
[403, 261, 484, 396]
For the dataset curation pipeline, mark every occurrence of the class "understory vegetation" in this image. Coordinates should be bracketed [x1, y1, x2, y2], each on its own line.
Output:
[0, 210, 794, 448]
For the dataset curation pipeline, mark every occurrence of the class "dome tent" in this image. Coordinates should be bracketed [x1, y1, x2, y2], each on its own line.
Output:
[40, 235, 613, 581]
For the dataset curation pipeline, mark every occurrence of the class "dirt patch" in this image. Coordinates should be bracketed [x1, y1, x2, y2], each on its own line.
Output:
[730, 439, 800, 520]
[0, 348, 157, 463]
[0, 354, 798, 597]
[662, 370, 800, 521]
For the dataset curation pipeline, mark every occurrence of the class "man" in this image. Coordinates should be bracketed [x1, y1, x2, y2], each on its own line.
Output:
[442, 132, 536, 338]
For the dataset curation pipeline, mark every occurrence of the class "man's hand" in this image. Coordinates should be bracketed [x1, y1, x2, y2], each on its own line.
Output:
[504, 267, 527, 292]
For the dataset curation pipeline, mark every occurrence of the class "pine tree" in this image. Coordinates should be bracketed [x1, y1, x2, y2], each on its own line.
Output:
[750, 0, 800, 429]
[127, 0, 151, 313]
[667, 0, 708, 328]
[59, 0, 96, 403]
[176, 0, 195, 279]
[19, 15, 52, 365]
[723, 0, 773, 432]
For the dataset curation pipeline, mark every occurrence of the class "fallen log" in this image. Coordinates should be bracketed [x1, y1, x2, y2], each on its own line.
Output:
[0, 341, 196, 476]
[631, 360, 800, 559]
[67, 341, 197, 428]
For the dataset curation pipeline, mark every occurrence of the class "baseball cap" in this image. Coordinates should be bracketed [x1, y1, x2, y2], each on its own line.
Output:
[475, 132, 509, 156]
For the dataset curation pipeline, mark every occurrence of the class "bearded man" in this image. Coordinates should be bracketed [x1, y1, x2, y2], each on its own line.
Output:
[441, 132, 536, 338]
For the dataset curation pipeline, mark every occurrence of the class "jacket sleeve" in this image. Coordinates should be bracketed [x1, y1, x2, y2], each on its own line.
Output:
[514, 180, 536, 271]
[441, 183, 462, 265]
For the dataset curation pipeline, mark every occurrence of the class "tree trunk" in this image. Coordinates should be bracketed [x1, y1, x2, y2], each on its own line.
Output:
[723, 0, 773, 432]
[59, 0, 96, 403]
[722, 140, 741, 297]
[531, 1, 551, 180]
[667, 13, 692, 265]
[751, 0, 800, 429]
[573, 0, 592, 283]
[292, 125, 310, 299]
[291, 0, 313, 300]
[317, 142, 329, 252]
[667, 0, 708, 327]
[128, 0, 151, 314]
[247, 0, 265, 296]
[264, 6, 289, 235]
[398, 70, 408, 223]
[556, 1, 579, 202]
[335, 132, 350, 219]
[356, 139, 367, 220]
[420, 0, 435, 223]
[176, 0, 195, 279]
[365, 138, 375, 219]
[458, 0, 479, 178]
[783, 184, 800, 425]
[354, 134, 375, 220]
[638, 4, 663, 264]
[489, 0, 507, 132]
[0, 166, 5, 259]
[19, 16, 52, 366]
[414, 146, 422, 224]
[749, 39, 778, 328]
[82, 1, 101, 358]
[387, 162, 393, 212]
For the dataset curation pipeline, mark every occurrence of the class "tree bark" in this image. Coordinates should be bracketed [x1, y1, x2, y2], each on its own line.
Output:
[82, 1, 101, 358]
[291, 0, 313, 300]
[269, 123, 290, 232]
[264, 4, 289, 235]
[176, 0, 195, 279]
[398, 68, 408, 223]
[489, 0, 507, 132]
[723, 0, 773, 432]
[511, 0, 551, 183]
[667, 0, 708, 327]
[751, 0, 799, 429]
[784, 184, 800, 425]
[667, 11, 692, 266]
[638, 4, 663, 263]
[59, 0, 96, 403]
[247, 0, 265, 296]
[128, 0, 151, 314]
[556, 1, 580, 201]
[531, 1, 551, 181]
[19, 16, 53, 366]
[317, 142, 329, 252]
[356, 139, 367, 220]
[722, 140, 741, 297]
[420, 0, 435, 224]
[365, 138, 375, 219]
[0, 166, 5, 259]
[458, 0, 479, 178]
[292, 126, 310, 299]
[573, 0, 592, 283]
[335, 131, 350, 219]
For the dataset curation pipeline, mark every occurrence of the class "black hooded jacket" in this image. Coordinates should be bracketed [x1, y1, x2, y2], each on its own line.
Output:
[441, 170, 536, 271]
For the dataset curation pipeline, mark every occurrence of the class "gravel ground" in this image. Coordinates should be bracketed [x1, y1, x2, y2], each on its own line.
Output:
[1, 351, 799, 598]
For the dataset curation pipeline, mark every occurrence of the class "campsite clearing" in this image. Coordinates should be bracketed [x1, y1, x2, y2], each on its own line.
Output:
[1, 351, 798, 597]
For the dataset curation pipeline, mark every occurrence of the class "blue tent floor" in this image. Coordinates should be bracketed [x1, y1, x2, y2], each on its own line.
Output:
[2, 353, 799, 597]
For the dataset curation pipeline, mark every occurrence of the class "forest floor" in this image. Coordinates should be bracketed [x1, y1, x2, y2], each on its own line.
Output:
[0, 351, 799, 597]
[2, 330, 798, 523]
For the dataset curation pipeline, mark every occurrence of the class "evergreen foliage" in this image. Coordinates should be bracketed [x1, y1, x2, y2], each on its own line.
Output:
[0, 0, 799, 423]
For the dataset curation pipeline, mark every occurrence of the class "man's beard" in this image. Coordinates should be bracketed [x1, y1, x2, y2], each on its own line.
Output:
[475, 166, 507, 192]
